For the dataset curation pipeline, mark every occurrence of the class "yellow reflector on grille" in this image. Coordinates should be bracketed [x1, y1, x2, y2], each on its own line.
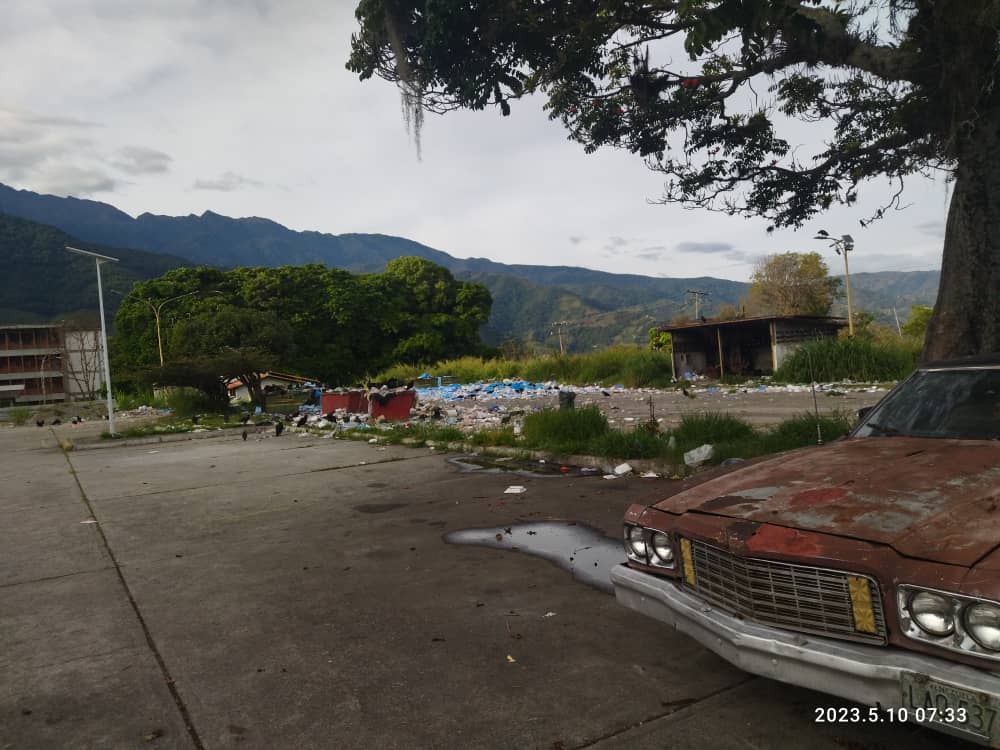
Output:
[680, 538, 696, 586]
[847, 576, 877, 634]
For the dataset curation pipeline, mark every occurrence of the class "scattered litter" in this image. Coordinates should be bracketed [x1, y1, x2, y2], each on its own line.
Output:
[80, 519, 97, 524]
[602, 474, 618, 480]
[613, 462, 633, 476]
[504, 485, 527, 494]
[506, 655, 517, 664]
[543, 612, 557, 618]
[640, 471, 659, 479]
[368, 438, 378, 444]
[684, 443, 715, 467]
[146, 450, 158, 454]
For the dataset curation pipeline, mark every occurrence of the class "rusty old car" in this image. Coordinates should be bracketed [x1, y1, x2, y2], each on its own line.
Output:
[613, 355, 1000, 746]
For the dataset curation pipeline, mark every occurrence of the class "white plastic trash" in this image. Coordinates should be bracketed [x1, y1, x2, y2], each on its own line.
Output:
[613, 462, 633, 476]
[504, 485, 527, 494]
[684, 444, 715, 467]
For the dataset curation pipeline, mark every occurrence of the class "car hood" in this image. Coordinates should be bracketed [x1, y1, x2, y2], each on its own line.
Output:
[652, 437, 1000, 567]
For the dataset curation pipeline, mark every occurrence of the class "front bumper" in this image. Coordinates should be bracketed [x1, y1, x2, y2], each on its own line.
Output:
[612, 564, 1000, 743]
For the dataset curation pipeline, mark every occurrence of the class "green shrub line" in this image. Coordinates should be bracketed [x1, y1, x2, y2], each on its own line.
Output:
[336, 407, 854, 469]
[375, 346, 681, 389]
[774, 337, 920, 383]
[375, 339, 917, 389]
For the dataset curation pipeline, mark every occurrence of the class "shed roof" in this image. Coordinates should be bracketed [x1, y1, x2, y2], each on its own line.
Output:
[658, 314, 848, 333]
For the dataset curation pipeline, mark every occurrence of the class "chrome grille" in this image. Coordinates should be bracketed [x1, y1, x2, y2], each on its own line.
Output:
[682, 537, 887, 644]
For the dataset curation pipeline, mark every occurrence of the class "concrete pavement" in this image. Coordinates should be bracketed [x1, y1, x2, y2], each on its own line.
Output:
[1, 426, 967, 749]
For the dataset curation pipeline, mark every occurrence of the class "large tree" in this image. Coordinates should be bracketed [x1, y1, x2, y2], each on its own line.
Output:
[745, 251, 841, 316]
[348, 0, 1000, 360]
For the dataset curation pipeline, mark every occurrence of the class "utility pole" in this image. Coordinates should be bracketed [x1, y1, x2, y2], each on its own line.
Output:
[685, 289, 710, 319]
[813, 230, 856, 336]
[552, 320, 570, 355]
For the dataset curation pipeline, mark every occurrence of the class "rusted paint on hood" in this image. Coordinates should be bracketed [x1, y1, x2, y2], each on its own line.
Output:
[651, 437, 1000, 567]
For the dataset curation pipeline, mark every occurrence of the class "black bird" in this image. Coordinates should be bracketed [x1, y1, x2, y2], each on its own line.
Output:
[36, 419, 44, 427]
[296, 415, 307, 427]
[191, 415, 200, 425]
[241, 413, 251, 424]
[242, 429, 248, 441]
[275, 422, 284, 437]
[682, 387, 696, 399]
[601, 389, 611, 397]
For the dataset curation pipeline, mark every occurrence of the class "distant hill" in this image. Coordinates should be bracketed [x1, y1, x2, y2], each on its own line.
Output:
[0, 214, 190, 327]
[0, 183, 940, 348]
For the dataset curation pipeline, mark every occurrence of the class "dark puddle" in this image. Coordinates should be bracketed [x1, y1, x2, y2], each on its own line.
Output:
[353, 503, 407, 514]
[443, 521, 625, 593]
[449, 456, 600, 477]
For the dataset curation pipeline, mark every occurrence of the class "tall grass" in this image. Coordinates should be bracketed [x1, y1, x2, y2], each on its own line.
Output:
[7, 406, 30, 426]
[521, 405, 609, 454]
[376, 346, 676, 388]
[483, 407, 854, 464]
[775, 337, 920, 383]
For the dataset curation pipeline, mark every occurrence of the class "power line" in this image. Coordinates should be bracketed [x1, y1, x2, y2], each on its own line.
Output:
[684, 289, 711, 319]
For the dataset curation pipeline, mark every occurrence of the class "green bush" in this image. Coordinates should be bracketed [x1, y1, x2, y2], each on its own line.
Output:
[672, 412, 755, 448]
[8, 406, 30, 426]
[589, 428, 671, 459]
[522, 406, 609, 454]
[759, 412, 853, 453]
[774, 337, 920, 383]
[165, 388, 222, 417]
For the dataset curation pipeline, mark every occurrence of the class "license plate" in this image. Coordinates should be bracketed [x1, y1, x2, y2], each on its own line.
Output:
[902, 673, 1000, 745]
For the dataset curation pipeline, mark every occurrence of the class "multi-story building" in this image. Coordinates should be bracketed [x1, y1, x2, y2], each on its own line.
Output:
[0, 324, 103, 405]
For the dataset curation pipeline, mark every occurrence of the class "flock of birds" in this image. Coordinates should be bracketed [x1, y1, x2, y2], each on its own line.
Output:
[35, 416, 85, 427]
[237, 408, 375, 441]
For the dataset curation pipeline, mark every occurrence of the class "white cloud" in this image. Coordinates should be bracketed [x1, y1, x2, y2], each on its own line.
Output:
[192, 171, 266, 191]
[0, 1, 949, 281]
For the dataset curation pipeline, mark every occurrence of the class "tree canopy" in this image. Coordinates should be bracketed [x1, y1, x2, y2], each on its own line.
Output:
[348, 0, 1000, 359]
[745, 251, 841, 316]
[112, 259, 492, 397]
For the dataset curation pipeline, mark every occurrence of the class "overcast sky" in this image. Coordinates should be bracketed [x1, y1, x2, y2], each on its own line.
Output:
[1, 0, 949, 281]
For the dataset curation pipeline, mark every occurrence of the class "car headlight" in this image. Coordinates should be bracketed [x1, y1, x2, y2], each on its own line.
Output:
[965, 603, 1000, 651]
[624, 525, 647, 560]
[898, 585, 1000, 663]
[909, 591, 955, 636]
[650, 532, 674, 567]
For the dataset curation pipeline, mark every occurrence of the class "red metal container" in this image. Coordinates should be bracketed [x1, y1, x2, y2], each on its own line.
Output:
[321, 390, 368, 414]
[369, 390, 416, 420]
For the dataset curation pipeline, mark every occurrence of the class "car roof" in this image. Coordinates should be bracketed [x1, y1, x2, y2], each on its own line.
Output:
[921, 352, 1000, 369]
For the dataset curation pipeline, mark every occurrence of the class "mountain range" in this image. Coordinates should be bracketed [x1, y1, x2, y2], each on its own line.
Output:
[0, 182, 941, 349]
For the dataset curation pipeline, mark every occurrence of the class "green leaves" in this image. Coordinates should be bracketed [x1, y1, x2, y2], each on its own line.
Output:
[112, 258, 492, 386]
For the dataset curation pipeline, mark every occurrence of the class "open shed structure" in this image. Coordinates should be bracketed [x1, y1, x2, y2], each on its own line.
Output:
[660, 315, 848, 379]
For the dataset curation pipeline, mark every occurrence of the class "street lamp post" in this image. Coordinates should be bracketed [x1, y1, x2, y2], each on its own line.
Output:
[111, 289, 220, 366]
[813, 230, 856, 337]
[66, 246, 119, 434]
[143, 291, 201, 367]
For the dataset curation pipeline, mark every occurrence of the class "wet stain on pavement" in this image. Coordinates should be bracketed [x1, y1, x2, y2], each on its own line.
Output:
[353, 503, 407, 514]
[444, 521, 624, 593]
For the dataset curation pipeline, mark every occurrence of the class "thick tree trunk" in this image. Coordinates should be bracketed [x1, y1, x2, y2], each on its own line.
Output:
[922, 121, 1000, 361]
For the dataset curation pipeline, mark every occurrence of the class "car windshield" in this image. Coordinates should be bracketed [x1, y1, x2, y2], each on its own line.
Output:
[854, 367, 1000, 440]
